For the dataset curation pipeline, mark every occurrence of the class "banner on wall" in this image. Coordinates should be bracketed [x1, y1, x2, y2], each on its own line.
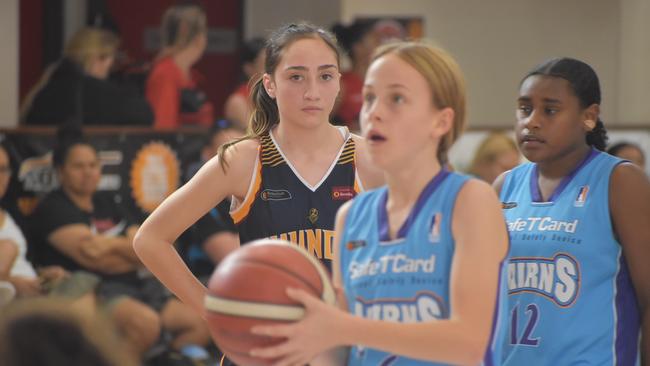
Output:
[0, 129, 206, 224]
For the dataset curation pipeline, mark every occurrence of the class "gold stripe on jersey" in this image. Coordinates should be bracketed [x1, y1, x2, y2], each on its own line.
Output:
[260, 134, 285, 167]
[337, 138, 355, 165]
[231, 154, 263, 224]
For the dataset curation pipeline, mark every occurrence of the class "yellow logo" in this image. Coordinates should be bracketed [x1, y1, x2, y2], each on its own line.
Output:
[130, 142, 180, 213]
[308, 208, 319, 224]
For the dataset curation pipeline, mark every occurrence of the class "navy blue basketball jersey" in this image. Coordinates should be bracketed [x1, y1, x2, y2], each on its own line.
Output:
[500, 150, 639, 365]
[340, 170, 508, 366]
[231, 127, 361, 270]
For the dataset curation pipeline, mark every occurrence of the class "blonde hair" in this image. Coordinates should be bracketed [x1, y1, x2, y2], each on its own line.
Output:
[159, 4, 207, 57]
[468, 132, 518, 175]
[64, 28, 120, 73]
[371, 42, 467, 163]
[19, 28, 119, 122]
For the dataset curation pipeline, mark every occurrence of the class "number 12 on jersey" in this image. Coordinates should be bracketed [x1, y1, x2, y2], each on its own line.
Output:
[510, 303, 540, 346]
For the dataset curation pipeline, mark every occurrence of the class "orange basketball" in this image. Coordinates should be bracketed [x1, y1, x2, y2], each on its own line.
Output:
[204, 239, 335, 366]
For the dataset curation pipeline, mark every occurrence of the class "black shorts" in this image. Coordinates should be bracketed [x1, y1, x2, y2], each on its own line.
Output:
[97, 275, 171, 312]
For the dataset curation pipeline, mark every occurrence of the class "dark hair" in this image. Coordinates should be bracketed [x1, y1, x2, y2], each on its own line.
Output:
[200, 119, 236, 148]
[331, 19, 376, 60]
[241, 37, 266, 64]
[52, 125, 94, 168]
[0, 299, 135, 366]
[522, 57, 608, 151]
[218, 22, 340, 169]
[608, 142, 645, 158]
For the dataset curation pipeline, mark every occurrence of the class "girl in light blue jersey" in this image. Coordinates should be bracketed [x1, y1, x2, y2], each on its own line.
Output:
[495, 58, 650, 365]
[250, 42, 510, 366]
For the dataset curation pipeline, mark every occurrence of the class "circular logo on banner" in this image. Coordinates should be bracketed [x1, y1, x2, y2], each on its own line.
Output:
[130, 142, 180, 213]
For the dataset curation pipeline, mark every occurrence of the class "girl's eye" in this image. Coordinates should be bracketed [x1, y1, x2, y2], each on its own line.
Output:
[517, 105, 532, 115]
[363, 93, 375, 104]
[289, 74, 303, 81]
[321, 73, 333, 81]
[545, 108, 558, 115]
[392, 94, 405, 104]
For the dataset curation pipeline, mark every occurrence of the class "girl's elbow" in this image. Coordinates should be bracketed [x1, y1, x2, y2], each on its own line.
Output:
[457, 336, 489, 366]
[131, 229, 150, 257]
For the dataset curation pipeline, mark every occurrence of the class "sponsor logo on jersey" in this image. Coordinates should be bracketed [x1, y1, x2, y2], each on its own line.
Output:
[260, 189, 292, 201]
[270, 229, 336, 260]
[349, 254, 436, 280]
[508, 253, 580, 307]
[507, 217, 579, 234]
[429, 213, 442, 243]
[574, 185, 589, 207]
[346, 240, 366, 250]
[354, 291, 446, 321]
[502, 201, 518, 209]
[331, 186, 355, 200]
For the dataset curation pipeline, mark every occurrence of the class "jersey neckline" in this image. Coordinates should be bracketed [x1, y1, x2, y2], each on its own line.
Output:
[529, 148, 598, 203]
[269, 126, 351, 192]
[378, 168, 451, 243]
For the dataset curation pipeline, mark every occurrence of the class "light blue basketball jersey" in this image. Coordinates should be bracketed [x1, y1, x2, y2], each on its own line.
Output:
[340, 170, 508, 366]
[500, 150, 639, 365]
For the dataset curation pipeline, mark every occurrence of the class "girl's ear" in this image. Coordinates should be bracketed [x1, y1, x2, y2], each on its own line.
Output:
[431, 107, 454, 139]
[262, 73, 275, 99]
[582, 103, 600, 132]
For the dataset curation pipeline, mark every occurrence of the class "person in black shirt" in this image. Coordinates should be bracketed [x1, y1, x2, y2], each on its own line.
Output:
[182, 120, 241, 280]
[29, 135, 209, 360]
[21, 27, 153, 126]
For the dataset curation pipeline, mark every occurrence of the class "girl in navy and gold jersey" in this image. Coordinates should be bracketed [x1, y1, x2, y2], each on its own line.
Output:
[233, 129, 361, 271]
[249, 43, 509, 366]
[133, 22, 382, 335]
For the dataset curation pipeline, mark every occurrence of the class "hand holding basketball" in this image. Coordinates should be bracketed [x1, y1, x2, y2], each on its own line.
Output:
[204, 239, 337, 365]
[249, 286, 350, 366]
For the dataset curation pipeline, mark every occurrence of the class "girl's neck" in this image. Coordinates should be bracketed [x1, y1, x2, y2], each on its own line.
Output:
[273, 121, 341, 156]
[62, 187, 93, 212]
[385, 152, 442, 209]
[536, 144, 592, 179]
[172, 50, 195, 78]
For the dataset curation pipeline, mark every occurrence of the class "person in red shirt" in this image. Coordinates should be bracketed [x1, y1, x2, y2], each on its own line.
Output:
[146, 3, 213, 129]
[223, 38, 266, 130]
[331, 20, 380, 132]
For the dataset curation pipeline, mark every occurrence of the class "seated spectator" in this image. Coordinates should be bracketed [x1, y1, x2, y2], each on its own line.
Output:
[223, 38, 266, 129]
[21, 27, 153, 126]
[28, 130, 210, 359]
[146, 3, 213, 129]
[183, 120, 242, 280]
[0, 143, 88, 304]
[468, 131, 521, 184]
[608, 141, 646, 172]
[0, 298, 137, 366]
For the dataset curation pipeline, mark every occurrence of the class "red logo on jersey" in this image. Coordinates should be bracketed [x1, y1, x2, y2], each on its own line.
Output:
[332, 186, 355, 200]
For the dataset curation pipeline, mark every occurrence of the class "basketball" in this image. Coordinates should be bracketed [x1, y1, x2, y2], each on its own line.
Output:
[204, 239, 336, 366]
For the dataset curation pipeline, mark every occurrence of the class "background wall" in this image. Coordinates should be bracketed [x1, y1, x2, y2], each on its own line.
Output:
[2, 0, 649, 130]
[0, 0, 18, 128]
[244, 0, 341, 40]
[341, 0, 622, 128]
